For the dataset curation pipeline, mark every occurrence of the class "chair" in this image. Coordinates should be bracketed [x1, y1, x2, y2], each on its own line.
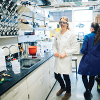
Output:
[72, 56, 78, 80]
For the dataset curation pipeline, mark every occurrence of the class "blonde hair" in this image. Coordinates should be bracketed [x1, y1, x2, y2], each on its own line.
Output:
[60, 16, 70, 31]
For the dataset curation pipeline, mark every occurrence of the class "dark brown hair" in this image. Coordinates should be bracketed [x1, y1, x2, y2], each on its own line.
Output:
[91, 22, 100, 45]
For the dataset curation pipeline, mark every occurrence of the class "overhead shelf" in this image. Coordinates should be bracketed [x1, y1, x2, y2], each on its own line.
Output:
[17, 5, 30, 13]
[32, 27, 53, 30]
[18, 23, 32, 30]
[0, 36, 18, 38]
[17, 5, 54, 21]
[18, 34, 45, 43]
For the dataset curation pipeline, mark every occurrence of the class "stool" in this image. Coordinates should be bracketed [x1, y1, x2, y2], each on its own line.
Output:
[72, 56, 78, 80]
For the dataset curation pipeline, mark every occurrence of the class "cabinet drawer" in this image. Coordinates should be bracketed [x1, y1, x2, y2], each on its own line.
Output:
[11, 78, 27, 100]
[0, 89, 12, 100]
[17, 90, 28, 100]
[1, 78, 27, 100]
[26, 60, 49, 88]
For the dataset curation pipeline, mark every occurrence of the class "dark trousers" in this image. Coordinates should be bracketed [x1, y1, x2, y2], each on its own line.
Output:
[54, 72, 71, 93]
[82, 75, 95, 92]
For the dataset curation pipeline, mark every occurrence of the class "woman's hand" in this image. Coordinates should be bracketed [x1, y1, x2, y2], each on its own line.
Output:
[54, 53, 59, 57]
[59, 53, 66, 58]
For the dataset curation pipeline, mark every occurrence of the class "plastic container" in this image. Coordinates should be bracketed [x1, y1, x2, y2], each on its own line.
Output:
[29, 46, 37, 55]
[0, 48, 7, 72]
[40, 49, 44, 57]
[40, 45, 44, 57]
[11, 60, 20, 74]
[37, 47, 40, 56]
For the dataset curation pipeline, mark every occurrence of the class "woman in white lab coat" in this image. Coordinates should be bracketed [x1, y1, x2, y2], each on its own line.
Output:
[53, 16, 78, 100]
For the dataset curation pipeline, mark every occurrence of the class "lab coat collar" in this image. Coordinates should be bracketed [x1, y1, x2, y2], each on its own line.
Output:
[58, 30, 70, 38]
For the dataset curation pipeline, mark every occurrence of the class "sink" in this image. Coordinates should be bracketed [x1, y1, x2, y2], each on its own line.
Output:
[20, 58, 42, 69]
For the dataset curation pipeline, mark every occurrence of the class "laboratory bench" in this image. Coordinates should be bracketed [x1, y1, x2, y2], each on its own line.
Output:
[0, 52, 56, 100]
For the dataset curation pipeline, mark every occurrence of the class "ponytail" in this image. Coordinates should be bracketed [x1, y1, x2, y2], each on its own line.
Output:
[91, 22, 100, 45]
[94, 26, 100, 45]
[67, 23, 70, 31]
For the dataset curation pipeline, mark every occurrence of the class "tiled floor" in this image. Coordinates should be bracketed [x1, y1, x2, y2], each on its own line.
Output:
[47, 55, 100, 100]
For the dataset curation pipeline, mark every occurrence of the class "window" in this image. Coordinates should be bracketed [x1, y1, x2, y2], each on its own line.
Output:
[74, 10, 93, 35]
[49, 10, 72, 22]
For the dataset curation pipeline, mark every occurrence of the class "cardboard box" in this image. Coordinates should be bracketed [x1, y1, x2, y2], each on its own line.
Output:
[98, 19, 100, 23]
[95, 16, 98, 23]
[97, 14, 100, 18]
[95, 14, 100, 23]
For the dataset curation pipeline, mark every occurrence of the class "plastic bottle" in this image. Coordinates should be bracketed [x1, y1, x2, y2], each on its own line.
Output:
[0, 48, 7, 72]
[51, 35, 54, 42]
[11, 60, 20, 74]
[40, 45, 44, 57]
[37, 47, 40, 56]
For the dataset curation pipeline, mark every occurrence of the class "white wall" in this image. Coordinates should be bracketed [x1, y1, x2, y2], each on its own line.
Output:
[48, 10, 94, 36]
[48, 10, 75, 34]
[0, 37, 18, 56]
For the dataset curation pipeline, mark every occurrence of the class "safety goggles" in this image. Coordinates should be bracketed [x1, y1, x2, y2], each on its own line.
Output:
[59, 21, 68, 25]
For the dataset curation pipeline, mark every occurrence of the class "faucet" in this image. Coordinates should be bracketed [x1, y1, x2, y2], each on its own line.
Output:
[2, 46, 9, 49]
[9, 45, 20, 61]
[2, 46, 9, 57]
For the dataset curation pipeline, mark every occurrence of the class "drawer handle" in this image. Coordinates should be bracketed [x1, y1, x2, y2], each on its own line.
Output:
[13, 85, 20, 91]
[40, 78, 42, 85]
[41, 76, 44, 83]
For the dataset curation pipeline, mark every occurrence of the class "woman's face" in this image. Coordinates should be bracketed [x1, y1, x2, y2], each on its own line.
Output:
[60, 18, 68, 29]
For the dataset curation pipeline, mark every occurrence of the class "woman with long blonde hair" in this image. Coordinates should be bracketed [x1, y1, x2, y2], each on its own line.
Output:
[53, 16, 78, 100]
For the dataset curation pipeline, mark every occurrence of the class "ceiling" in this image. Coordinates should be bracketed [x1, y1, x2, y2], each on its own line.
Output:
[36, 0, 100, 10]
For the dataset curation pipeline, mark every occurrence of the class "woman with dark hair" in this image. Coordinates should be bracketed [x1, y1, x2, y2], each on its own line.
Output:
[78, 22, 100, 100]
[53, 16, 78, 100]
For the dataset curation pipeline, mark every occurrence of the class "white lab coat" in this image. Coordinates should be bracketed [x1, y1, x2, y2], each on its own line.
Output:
[53, 30, 78, 74]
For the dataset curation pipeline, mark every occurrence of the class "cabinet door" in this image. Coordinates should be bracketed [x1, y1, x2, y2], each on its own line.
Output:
[17, 90, 28, 100]
[50, 66, 56, 89]
[26, 60, 49, 88]
[28, 78, 42, 100]
[49, 56, 56, 89]
[42, 68, 50, 100]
